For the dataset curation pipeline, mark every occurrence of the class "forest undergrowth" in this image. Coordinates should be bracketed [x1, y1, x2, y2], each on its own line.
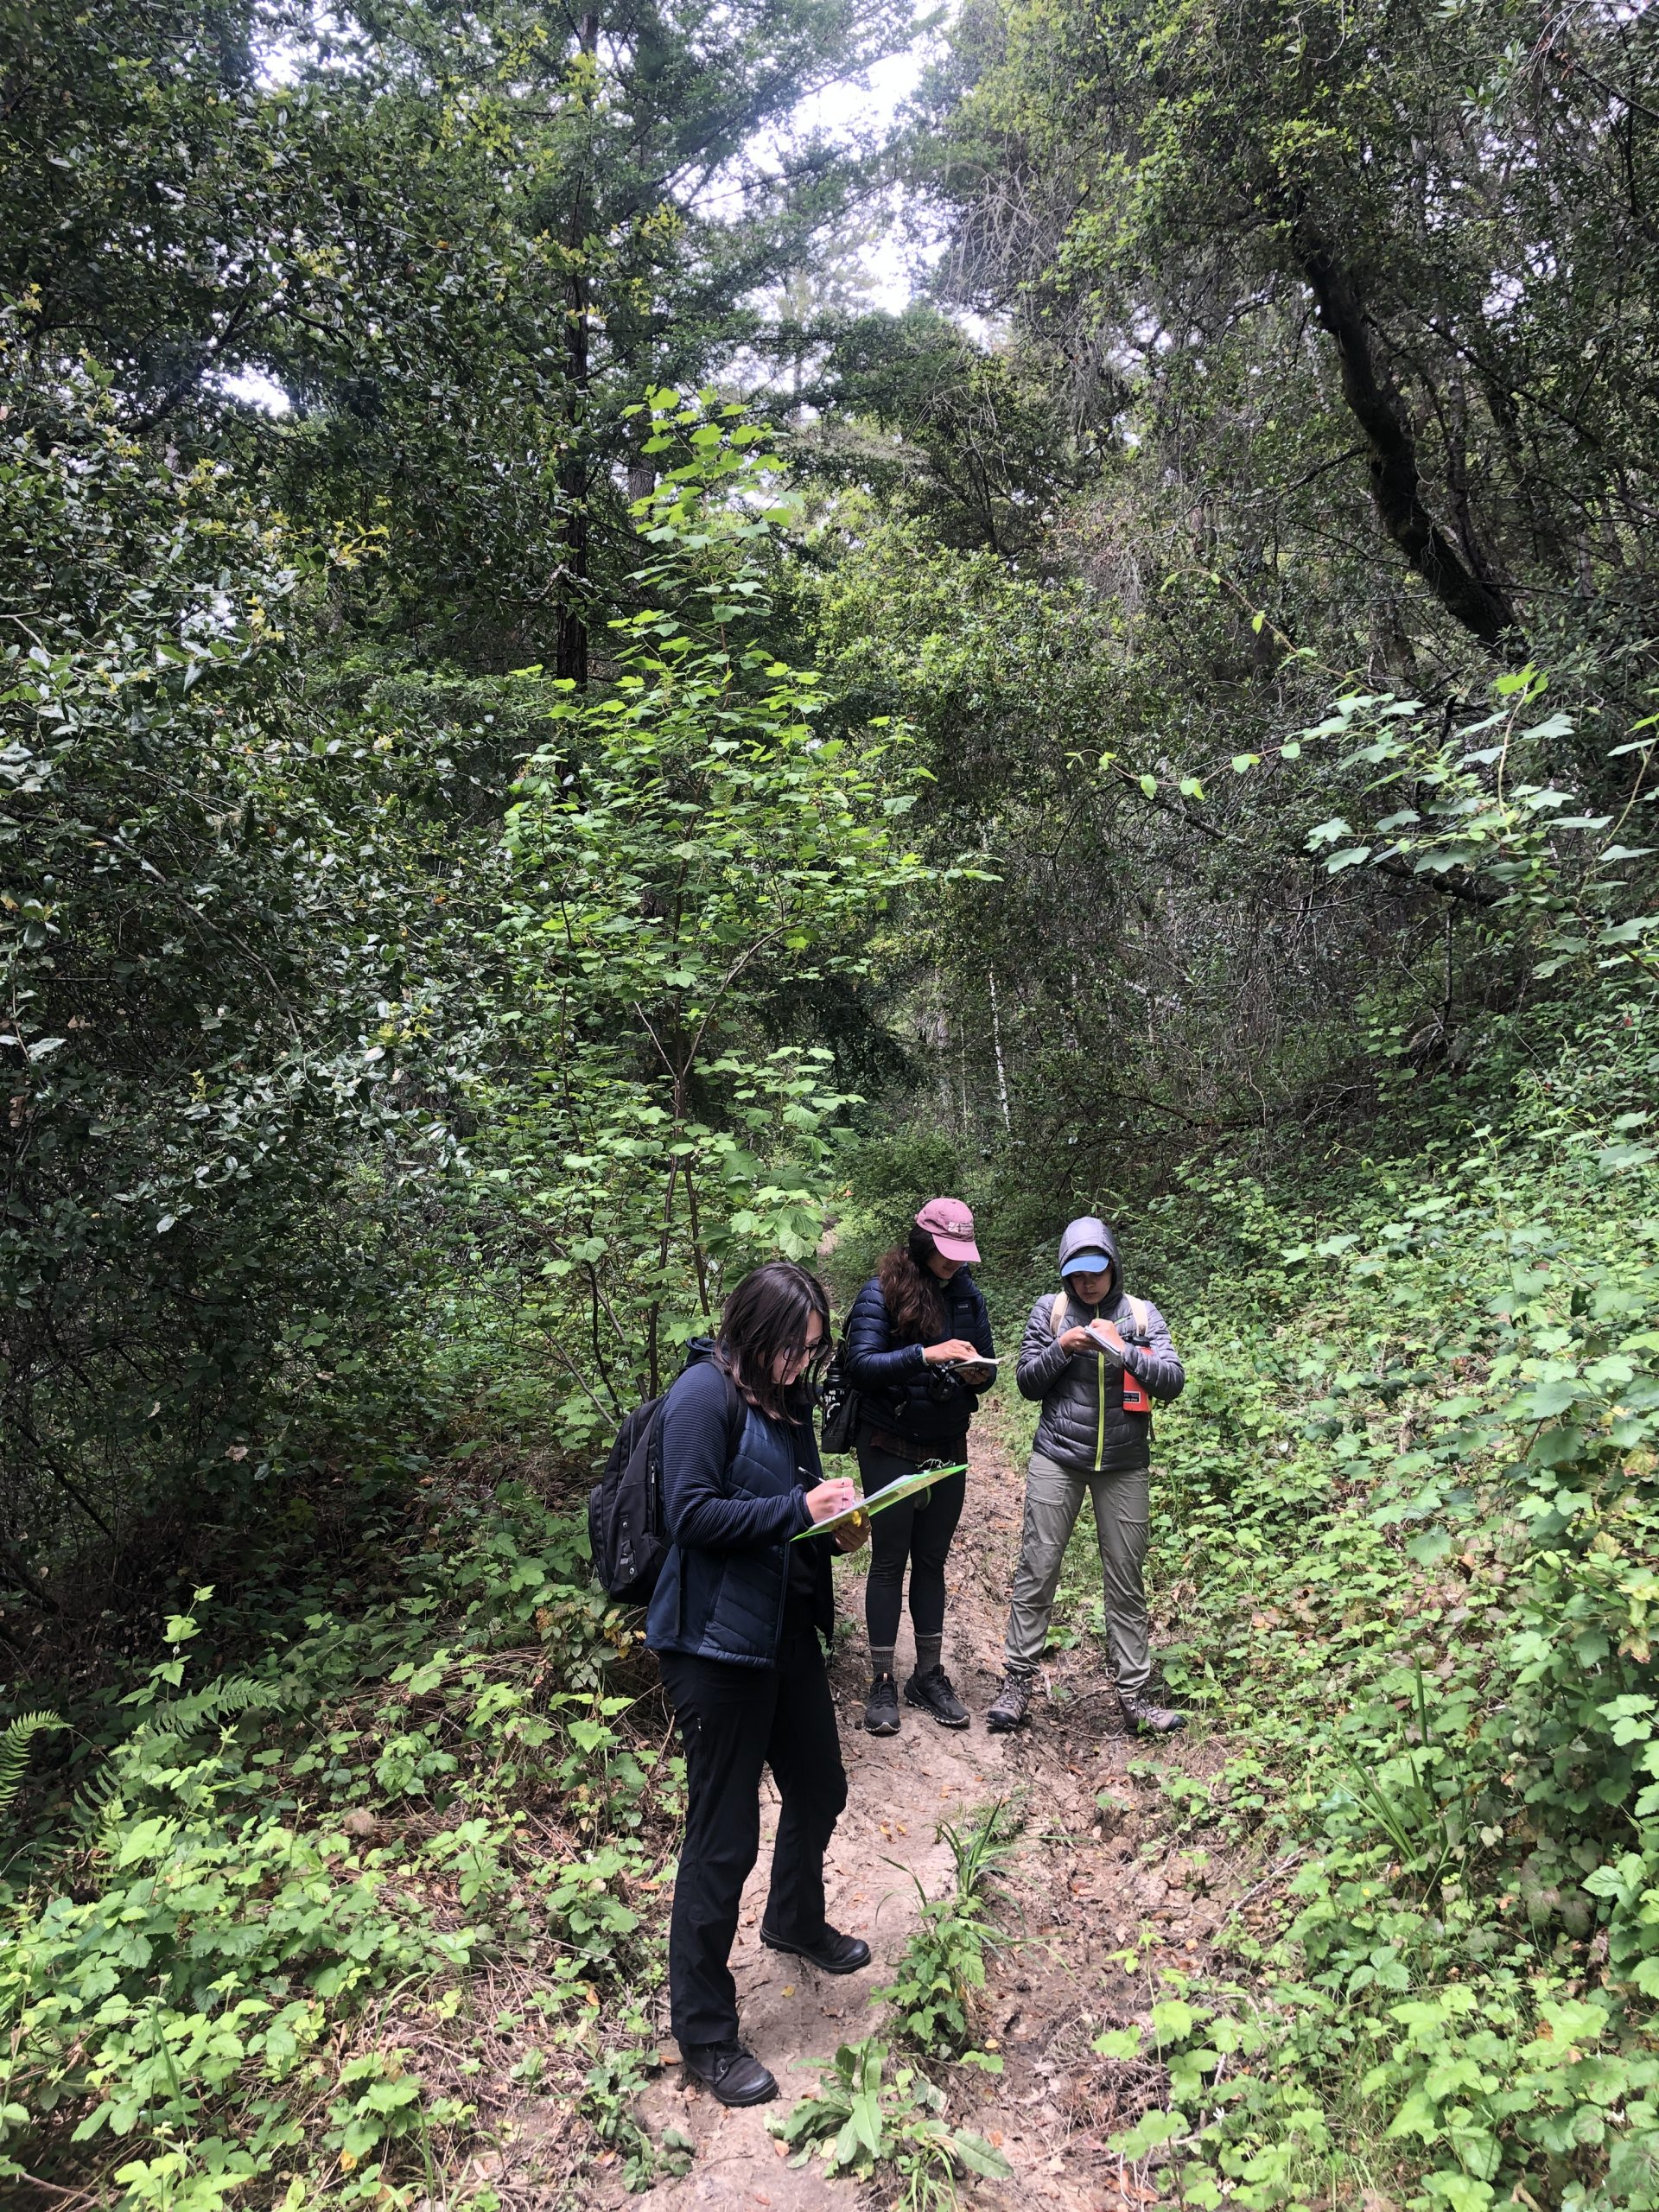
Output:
[1025, 1052, 1659, 2212]
[8, 1036, 1659, 2212]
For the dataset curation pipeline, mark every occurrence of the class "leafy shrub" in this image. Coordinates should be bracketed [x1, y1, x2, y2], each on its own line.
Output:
[876, 1797, 1020, 2059]
[1094, 1086, 1659, 2210]
[771, 2038, 1010, 2210]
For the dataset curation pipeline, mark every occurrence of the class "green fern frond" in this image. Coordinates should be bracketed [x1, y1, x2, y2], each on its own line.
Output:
[60, 1676, 281, 1844]
[69, 1759, 121, 1842]
[0, 1710, 67, 1818]
[151, 1674, 281, 1736]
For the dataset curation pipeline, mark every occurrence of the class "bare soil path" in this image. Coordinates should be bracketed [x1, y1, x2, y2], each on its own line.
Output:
[615, 1403, 1244, 2212]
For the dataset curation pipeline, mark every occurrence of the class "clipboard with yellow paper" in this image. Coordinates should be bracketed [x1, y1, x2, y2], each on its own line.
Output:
[791, 1459, 968, 1541]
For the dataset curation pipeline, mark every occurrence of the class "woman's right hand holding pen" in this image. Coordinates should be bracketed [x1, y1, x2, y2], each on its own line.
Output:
[1060, 1320, 1127, 1357]
[922, 1338, 980, 1366]
[805, 1478, 857, 1523]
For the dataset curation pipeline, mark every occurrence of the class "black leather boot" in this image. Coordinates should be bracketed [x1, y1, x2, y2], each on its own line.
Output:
[682, 2040, 778, 2106]
[759, 1923, 873, 1974]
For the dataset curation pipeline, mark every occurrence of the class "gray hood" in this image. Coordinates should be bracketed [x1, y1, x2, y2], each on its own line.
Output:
[1057, 1215, 1121, 1294]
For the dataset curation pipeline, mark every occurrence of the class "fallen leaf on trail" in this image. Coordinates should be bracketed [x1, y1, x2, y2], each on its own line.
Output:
[780, 1986, 795, 1997]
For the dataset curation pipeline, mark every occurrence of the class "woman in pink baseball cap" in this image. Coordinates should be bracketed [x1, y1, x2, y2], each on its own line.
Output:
[839, 1198, 997, 1736]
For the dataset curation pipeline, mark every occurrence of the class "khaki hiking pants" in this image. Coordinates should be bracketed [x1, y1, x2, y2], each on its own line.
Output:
[1003, 1451, 1151, 1696]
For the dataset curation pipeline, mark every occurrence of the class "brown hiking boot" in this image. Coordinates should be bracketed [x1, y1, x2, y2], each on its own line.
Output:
[986, 1672, 1034, 1732]
[1120, 1693, 1185, 1735]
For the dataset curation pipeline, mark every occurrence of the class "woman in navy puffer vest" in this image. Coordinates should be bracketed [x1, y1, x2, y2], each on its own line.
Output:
[646, 1261, 872, 2111]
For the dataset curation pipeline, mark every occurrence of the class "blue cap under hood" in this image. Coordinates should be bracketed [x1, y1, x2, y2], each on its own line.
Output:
[1058, 1216, 1122, 1287]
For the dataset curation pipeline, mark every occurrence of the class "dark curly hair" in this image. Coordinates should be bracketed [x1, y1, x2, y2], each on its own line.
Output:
[715, 1259, 832, 1422]
[874, 1225, 949, 1347]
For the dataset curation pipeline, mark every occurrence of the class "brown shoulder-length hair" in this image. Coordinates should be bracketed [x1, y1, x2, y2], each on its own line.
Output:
[876, 1226, 948, 1347]
[715, 1260, 833, 1422]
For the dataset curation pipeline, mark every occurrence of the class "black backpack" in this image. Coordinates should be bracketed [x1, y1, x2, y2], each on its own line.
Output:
[818, 1342, 861, 1456]
[588, 1354, 746, 1605]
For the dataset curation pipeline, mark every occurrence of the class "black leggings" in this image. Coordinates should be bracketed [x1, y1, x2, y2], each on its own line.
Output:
[856, 1433, 968, 1649]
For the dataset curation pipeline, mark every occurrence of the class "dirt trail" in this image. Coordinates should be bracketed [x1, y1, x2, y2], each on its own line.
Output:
[613, 1405, 1239, 2212]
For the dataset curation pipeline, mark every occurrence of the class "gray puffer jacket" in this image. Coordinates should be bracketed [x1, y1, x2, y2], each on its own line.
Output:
[1016, 1217, 1184, 1475]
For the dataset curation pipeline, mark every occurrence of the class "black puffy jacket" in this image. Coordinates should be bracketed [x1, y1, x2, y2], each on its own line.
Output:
[842, 1268, 995, 1453]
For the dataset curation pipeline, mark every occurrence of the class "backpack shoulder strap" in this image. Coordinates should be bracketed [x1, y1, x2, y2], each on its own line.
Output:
[1052, 1288, 1148, 1334]
[648, 1366, 750, 1528]
[722, 1368, 749, 1459]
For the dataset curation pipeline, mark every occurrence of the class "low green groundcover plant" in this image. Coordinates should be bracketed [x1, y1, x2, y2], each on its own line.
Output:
[0, 1493, 683, 2209]
[771, 2037, 1011, 2211]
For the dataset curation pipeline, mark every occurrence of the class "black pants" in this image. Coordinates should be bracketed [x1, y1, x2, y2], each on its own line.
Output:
[658, 1605, 848, 2050]
[856, 1433, 968, 1652]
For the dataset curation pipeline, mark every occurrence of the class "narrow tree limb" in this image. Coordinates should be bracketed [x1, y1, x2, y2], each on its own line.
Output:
[10, 1411, 118, 1542]
[1113, 763, 1504, 907]
[0, 1539, 58, 1611]
[1370, 854, 1503, 909]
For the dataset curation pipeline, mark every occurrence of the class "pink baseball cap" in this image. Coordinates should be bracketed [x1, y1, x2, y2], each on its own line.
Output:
[914, 1197, 980, 1265]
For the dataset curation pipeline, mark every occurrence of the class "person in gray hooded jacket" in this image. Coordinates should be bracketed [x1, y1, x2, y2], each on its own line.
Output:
[986, 1216, 1186, 1736]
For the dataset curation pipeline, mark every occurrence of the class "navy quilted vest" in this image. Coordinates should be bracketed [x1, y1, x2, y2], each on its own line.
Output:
[647, 1397, 830, 1669]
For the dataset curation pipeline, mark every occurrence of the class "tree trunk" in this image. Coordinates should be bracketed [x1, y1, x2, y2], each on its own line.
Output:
[988, 969, 1012, 1135]
[1294, 226, 1517, 649]
[556, 10, 601, 687]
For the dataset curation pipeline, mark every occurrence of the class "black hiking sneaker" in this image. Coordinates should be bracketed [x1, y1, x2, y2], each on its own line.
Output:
[760, 1923, 872, 1974]
[1120, 1693, 1186, 1735]
[682, 2040, 778, 2107]
[906, 1663, 970, 1728]
[864, 1670, 900, 1735]
[985, 1671, 1034, 1732]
